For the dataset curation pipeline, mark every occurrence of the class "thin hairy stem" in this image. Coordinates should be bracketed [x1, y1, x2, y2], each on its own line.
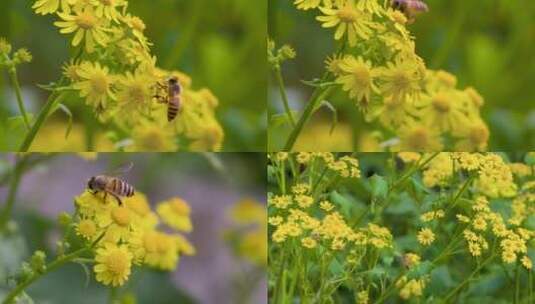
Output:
[273, 66, 296, 127]
[7, 65, 30, 130]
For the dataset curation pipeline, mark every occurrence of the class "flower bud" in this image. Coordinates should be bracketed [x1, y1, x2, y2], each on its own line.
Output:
[0, 37, 12, 55]
[30, 250, 47, 273]
[279, 45, 296, 61]
[57, 211, 72, 227]
[13, 48, 32, 64]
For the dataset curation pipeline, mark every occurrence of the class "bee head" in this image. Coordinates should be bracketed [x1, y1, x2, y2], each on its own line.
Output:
[168, 76, 178, 85]
[87, 176, 96, 190]
[392, 0, 403, 9]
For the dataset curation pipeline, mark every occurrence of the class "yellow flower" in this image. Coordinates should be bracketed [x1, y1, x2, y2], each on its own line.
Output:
[33, 0, 73, 15]
[356, 290, 369, 304]
[229, 198, 266, 224]
[380, 58, 422, 102]
[417, 228, 435, 246]
[336, 56, 379, 107]
[317, 0, 373, 47]
[319, 201, 335, 211]
[418, 90, 470, 133]
[94, 244, 133, 287]
[269, 216, 283, 226]
[521, 256, 532, 270]
[294, 0, 321, 10]
[301, 237, 318, 249]
[156, 197, 193, 232]
[54, 6, 109, 53]
[115, 70, 154, 118]
[398, 123, 443, 151]
[129, 120, 178, 152]
[453, 119, 490, 152]
[295, 195, 314, 208]
[502, 250, 516, 264]
[73, 61, 116, 113]
[174, 234, 196, 256]
[403, 253, 421, 268]
[95, 0, 127, 22]
[142, 230, 180, 270]
[123, 192, 158, 229]
[75, 218, 98, 240]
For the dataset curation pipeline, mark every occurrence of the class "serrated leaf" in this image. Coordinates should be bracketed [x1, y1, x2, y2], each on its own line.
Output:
[369, 174, 388, 199]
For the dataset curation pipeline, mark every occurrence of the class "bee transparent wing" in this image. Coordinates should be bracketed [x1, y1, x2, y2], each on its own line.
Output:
[106, 162, 134, 177]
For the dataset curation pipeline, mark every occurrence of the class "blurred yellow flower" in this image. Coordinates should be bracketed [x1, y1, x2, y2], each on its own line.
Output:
[156, 197, 193, 232]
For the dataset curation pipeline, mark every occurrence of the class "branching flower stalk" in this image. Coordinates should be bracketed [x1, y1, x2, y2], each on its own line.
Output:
[0, 38, 33, 130]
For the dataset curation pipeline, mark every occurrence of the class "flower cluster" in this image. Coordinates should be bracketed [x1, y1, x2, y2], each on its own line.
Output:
[290, 0, 489, 151]
[400, 152, 534, 270]
[32, 0, 224, 151]
[72, 190, 195, 286]
[420, 152, 517, 198]
[269, 154, 391, 255]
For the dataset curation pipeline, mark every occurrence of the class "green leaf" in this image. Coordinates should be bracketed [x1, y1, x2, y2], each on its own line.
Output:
[329, 191, 354, 217]
[406, 261, 433, 280]
[270, 111, 300, 128]
[329, 257, 344, 276]
[318, 100, 338, 134]
[369, 174, 388, 199]
[300, 78, 337, 88]
[525, 153, 535, 166]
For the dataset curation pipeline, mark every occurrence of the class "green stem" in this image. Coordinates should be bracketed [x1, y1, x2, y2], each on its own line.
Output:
[442, 253, 495, 302]
[446, 175, 475, 212]
[389, 152, 440, 192]
[0, 155, 28, 230]
[18, 93, 65, 152]
[2, 247, 90, 304]
[515, 264, 520, 304]
[283, 85, 334, 151]
[273, 66, 296, 127]
[7, 65, 30, 130]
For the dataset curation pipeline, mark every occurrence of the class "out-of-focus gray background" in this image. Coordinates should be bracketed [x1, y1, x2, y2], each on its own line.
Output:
[0, 153, 267, 304]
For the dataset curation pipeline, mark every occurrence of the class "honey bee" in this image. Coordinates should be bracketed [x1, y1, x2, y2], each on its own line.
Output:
[87, 163, 135, 205]
[391, 0, 428, 23]
[154, 76, 182, 122]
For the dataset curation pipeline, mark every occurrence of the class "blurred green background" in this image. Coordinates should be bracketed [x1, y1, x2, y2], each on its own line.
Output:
[0, 0, 267, 151]
[268, 0, 535, 151]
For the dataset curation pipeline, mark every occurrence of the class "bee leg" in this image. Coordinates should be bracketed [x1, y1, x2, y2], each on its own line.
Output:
[109, 192, 123, 206]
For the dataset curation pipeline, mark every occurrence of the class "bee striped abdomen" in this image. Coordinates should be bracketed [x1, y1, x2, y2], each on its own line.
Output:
[167, 96, 180, 121]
